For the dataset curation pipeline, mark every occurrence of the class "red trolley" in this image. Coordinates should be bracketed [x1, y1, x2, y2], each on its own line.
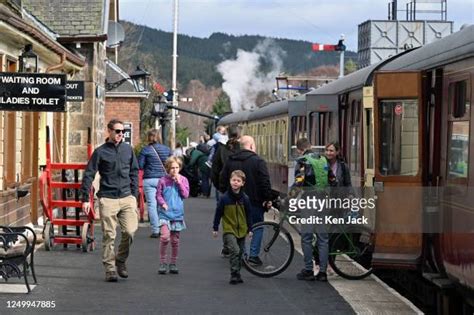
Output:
[39, 127, 96, 252]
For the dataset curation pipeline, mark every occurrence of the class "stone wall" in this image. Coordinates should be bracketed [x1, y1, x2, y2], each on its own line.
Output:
[67, 42, 106, 163]
[0, 182, 32, 226]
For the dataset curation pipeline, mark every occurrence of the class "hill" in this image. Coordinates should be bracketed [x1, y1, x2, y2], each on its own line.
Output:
[117, 21, 357, 90]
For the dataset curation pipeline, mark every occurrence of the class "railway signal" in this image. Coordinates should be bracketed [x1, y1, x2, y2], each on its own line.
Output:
[312, 35, 346, 78]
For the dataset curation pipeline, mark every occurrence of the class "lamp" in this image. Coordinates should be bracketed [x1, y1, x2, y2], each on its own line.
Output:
[105, 65, 150, 92]
[129, 66, 150, 92]
[19, 44, 38, 73]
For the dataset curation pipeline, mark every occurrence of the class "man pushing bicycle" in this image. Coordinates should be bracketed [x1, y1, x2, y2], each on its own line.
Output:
[292, 138, 332, 282]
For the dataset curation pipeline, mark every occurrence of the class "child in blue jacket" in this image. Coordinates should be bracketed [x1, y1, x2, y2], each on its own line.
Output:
[156, 157, 189, 275]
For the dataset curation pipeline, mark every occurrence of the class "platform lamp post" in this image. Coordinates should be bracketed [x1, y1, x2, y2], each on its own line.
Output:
[170, 0, 179, 149]
[19, 44, 38, 73]
[151, 97, 170, 144]
[129, 66, 150, 92]
[105, 65, 150, 91]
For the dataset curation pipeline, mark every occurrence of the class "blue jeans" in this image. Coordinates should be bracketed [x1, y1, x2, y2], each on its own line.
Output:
[249, 203, 265, 257]
[301, 231, 329, 273]
[143, 178, 160, 234]
[200, 170, 210, 196]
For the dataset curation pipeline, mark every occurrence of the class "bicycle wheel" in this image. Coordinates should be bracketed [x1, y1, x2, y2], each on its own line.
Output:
[328, 226, 374, 280]
[242, 221, 294, 278]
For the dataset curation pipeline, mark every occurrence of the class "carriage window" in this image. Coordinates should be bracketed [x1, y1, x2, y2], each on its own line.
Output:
[256, 124, 262, 155]
[379, 100, 419, 176]
[309, 112, 329, 146]
[449, 80, 469, 119]
[350, 125, 359, 172]
[348, 101, 361, 173]
[319, 113, 327, 145]
[447, 121, 469, 181]
[309, 113, 318, 144]
[268, 121, 274, 162]
[350, 100, 356, 124]
[340, 106, 348, 161]
[281, 119, 288, 162]
[261, 123, 267, 158]
[447, 79, 470, 183]
[290, 116, 307, 158]
[274, 120, 280, 163]
[366, 109, 374, 169]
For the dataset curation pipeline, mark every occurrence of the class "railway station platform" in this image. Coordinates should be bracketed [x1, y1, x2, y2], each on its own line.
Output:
[0, 197, 421, 314]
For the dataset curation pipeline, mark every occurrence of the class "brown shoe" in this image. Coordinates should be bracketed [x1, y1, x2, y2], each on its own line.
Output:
[116, 260, 128, 278]
[105, 271, 118, 282]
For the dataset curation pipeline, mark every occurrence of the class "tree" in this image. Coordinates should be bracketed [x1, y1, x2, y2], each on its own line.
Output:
[139, 88, 159, 140]
[212, 92, 231, 115]
[176, 125, 190, 146]
[204, 92, 231, 135]
[345, 58, 358, 75]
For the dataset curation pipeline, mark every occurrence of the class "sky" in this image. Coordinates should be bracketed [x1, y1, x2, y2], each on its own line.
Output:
[119, 0, 473, 51]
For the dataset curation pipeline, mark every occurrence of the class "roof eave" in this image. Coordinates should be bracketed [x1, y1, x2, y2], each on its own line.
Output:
[0, 6, 85, 68]
[58, 34, 108, 43]
[106, 91, 149, 98]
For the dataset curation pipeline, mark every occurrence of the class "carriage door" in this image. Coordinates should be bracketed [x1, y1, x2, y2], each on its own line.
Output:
[439, 73, 473, 282]
[372, 71, 423, 269]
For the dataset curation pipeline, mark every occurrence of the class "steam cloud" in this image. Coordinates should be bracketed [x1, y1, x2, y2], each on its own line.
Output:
[217, 39, 286, 112]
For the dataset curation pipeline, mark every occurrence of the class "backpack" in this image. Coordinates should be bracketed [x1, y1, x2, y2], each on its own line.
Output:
[304, 155, 329, 189]
[197, 143, 210, 155]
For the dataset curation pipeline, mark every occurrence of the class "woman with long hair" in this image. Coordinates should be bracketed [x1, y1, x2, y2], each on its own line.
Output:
[138, 129, 172, 238]
[325, 141, 352, 188]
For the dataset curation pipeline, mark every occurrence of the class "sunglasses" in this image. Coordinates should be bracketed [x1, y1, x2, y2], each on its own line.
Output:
[114, 129, 125, 134]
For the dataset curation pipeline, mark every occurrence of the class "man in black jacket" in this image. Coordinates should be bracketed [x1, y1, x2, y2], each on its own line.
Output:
[219, 135, 272, 265]
[211, 125, 241, 189]
[81, 119, 139, 282]
[211, 125, 240, 257]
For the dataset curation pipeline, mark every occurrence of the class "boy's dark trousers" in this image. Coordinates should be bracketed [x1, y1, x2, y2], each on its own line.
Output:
[223, 233, 245, 274]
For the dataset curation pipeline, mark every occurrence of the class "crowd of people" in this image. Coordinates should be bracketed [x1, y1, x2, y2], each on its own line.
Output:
[81, 118, 352, 285]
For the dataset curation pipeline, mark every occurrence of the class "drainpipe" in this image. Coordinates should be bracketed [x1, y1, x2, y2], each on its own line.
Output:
[45, 53, 66, 73]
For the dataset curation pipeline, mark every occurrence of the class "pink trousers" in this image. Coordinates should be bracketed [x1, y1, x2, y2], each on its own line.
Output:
[159, 224, 180, 264]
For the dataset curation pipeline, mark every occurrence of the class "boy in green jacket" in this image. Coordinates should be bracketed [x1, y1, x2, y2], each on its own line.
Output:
[213, 170, 253, 284]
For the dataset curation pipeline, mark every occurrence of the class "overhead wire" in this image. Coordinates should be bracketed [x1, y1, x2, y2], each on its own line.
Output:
[129, 0, 153, 62]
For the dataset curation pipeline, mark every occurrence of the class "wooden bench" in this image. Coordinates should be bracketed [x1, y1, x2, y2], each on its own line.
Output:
[0, 226, 37, 293]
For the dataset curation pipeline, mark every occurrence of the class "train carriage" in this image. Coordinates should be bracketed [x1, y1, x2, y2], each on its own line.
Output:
[218, 24, 474, 310]
[372, 24, 474, 306]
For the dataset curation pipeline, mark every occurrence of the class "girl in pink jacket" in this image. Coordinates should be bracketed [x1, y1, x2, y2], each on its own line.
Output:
[156, 156, 189, 275]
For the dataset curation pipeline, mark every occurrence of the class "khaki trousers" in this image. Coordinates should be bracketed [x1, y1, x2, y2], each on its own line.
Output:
[99, 195, 138, 272]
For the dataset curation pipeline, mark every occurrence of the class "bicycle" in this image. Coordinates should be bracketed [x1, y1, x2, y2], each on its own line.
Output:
[242, 193, 375, 280]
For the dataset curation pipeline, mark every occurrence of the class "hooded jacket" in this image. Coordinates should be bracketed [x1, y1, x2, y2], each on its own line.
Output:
[213, 190, 252, 238]
[189, 147, 209, 174]
[156, 175, 190, 221]
[219, 149, 272, 205]
[210, 140, 240, 187]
